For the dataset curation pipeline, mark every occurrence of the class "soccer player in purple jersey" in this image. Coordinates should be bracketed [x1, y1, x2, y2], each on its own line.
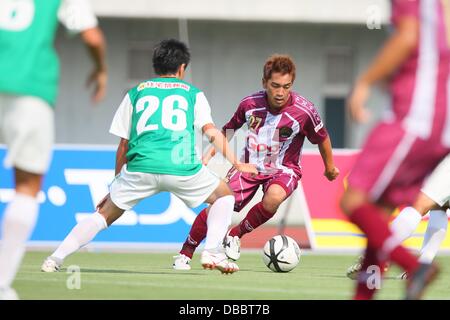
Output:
[340, 0, 450, 300]
[173, 55, 339, 270]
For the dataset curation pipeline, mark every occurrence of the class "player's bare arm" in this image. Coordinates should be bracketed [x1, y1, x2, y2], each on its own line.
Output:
[81, 27, 108, 103]
[347, 16, 419, 123]
[202, 129, 236, 165]
[115, 138, 128, 176]
[95, 138, 128, 211]
[202, 123, 257, 175]
[318, 136, 339, 181]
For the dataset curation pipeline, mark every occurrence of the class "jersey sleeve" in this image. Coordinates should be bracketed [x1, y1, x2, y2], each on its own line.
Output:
[109, 93, 133, 139]
[300, 104, 328, 144]
[58, 0, 98, 33]
[391, 0, 419, 25]
[193, 92, 214, 130]
[222, 101, 246, 132]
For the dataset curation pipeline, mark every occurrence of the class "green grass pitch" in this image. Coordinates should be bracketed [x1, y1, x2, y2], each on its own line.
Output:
[13, 251, 450, 300]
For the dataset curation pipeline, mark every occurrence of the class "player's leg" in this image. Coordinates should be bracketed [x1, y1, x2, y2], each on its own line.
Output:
[0, 169, 41, 299]
[41, 194, 121, 272]
[341, 123, 445, 298]
[0, 95, 53, 299]
[229, 174, 296, 239]
[229, 184, 287, 238]
[396, 207, 448, 280]
[169, 167, 238, 273]
[177, 168, 258, 264]
[353, 247, 387, 300]
[415, 156, 450, 265]
[418, 209, 448, 264]
[225, 175, 297, 260]
[341, 188, 420, 275]
[394, 154, 450, 277]
[390, 153, 449, 245]
[42, 167, 155, 272]
[177, 206, 209, 263]
[203, 180, 234, 240]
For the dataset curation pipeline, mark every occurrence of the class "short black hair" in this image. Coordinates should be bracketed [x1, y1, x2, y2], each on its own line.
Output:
[152, 39, 190, 75]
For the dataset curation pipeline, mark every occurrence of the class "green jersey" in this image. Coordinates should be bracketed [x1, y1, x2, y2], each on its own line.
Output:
[109, 77, 214, 176]
[0, 0, 98, 106]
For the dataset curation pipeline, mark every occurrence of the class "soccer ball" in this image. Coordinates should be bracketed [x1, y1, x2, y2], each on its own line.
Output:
[262, 235, 301, 272]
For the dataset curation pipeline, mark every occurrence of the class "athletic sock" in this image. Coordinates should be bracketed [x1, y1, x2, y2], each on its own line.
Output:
[390, 207, 423, 243]
[180, 208, 208, 259]
[349, 203, 419, 274]
[51, 212, 107, 261]
[203, 195, 235, 252]
[229, 202, 274, 238]
[418, 210, 448, 264]
[0, 193, 39, 288]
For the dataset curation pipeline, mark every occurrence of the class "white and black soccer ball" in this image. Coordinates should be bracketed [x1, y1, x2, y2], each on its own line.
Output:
[262, 235, 301, 272]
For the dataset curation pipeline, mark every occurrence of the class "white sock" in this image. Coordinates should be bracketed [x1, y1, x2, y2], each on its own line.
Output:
[51, 212, 107, 261]
[0, 193, 39, 288]
[390, 206, 423, 243]
[418, 209, 448, 264]
[204, 195, 235, 252]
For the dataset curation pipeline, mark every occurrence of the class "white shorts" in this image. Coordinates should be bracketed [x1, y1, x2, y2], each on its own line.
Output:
[110, 165, 221, 210]
[421, 154, 450, 207]
[0, 94, 54, 174]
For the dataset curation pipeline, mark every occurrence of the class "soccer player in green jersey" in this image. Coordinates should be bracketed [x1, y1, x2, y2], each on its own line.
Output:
[41, 39, 258, 276]
[0, 0, 107, 300]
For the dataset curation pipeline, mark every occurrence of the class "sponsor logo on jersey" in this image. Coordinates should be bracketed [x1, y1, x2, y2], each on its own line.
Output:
[279, 126, 293, 138]
[247, 135, 280, 155]
[137, 81, 191, 92]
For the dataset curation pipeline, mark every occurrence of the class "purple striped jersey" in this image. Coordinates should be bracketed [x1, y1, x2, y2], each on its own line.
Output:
[390, 0, 450, 147]
[222, 91, 328, 176]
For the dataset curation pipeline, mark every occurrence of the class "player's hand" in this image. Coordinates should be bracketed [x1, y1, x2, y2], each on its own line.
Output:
[347, 80, 371, 123]
[234, 163, 258, 177]
[87, 68, 107, 103]
[324, 166, 340, 181]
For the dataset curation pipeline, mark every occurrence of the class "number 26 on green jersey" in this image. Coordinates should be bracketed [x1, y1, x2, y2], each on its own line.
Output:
[136, 95, 188, 135]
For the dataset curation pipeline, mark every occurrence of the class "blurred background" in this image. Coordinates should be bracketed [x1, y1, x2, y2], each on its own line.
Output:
[55, 0, 390, 148]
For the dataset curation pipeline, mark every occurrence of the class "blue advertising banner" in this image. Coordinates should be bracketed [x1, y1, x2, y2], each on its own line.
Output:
[0, 146, 205, 247]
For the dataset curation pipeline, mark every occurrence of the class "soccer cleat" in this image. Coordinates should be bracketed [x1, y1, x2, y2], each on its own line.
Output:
[346, 256, 389, 280]
[397, 271, 408, 280]
[41, 256, 63, 272]
[405, 263, 440, 300]
[200, 250, 239, 274]
[346, 256, 363, 280]
[223, 232, 241, 261]
[0, 287, 18, 300]
[172, 254, 191, 270]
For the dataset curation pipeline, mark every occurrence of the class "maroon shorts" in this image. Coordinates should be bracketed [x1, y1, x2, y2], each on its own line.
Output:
[348, 121, 450, 207]
[226, 168, 299, 212]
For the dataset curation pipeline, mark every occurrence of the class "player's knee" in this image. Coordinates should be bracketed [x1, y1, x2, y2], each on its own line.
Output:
[14, 169, 42, 197]
[217, 180, 233, 197]
[340, 190, 366, 216]
[413, 192, 440, 216]
[340, 192, 355, 216]
[262, 197, 282, 214]
[97, 209, 112, 226]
